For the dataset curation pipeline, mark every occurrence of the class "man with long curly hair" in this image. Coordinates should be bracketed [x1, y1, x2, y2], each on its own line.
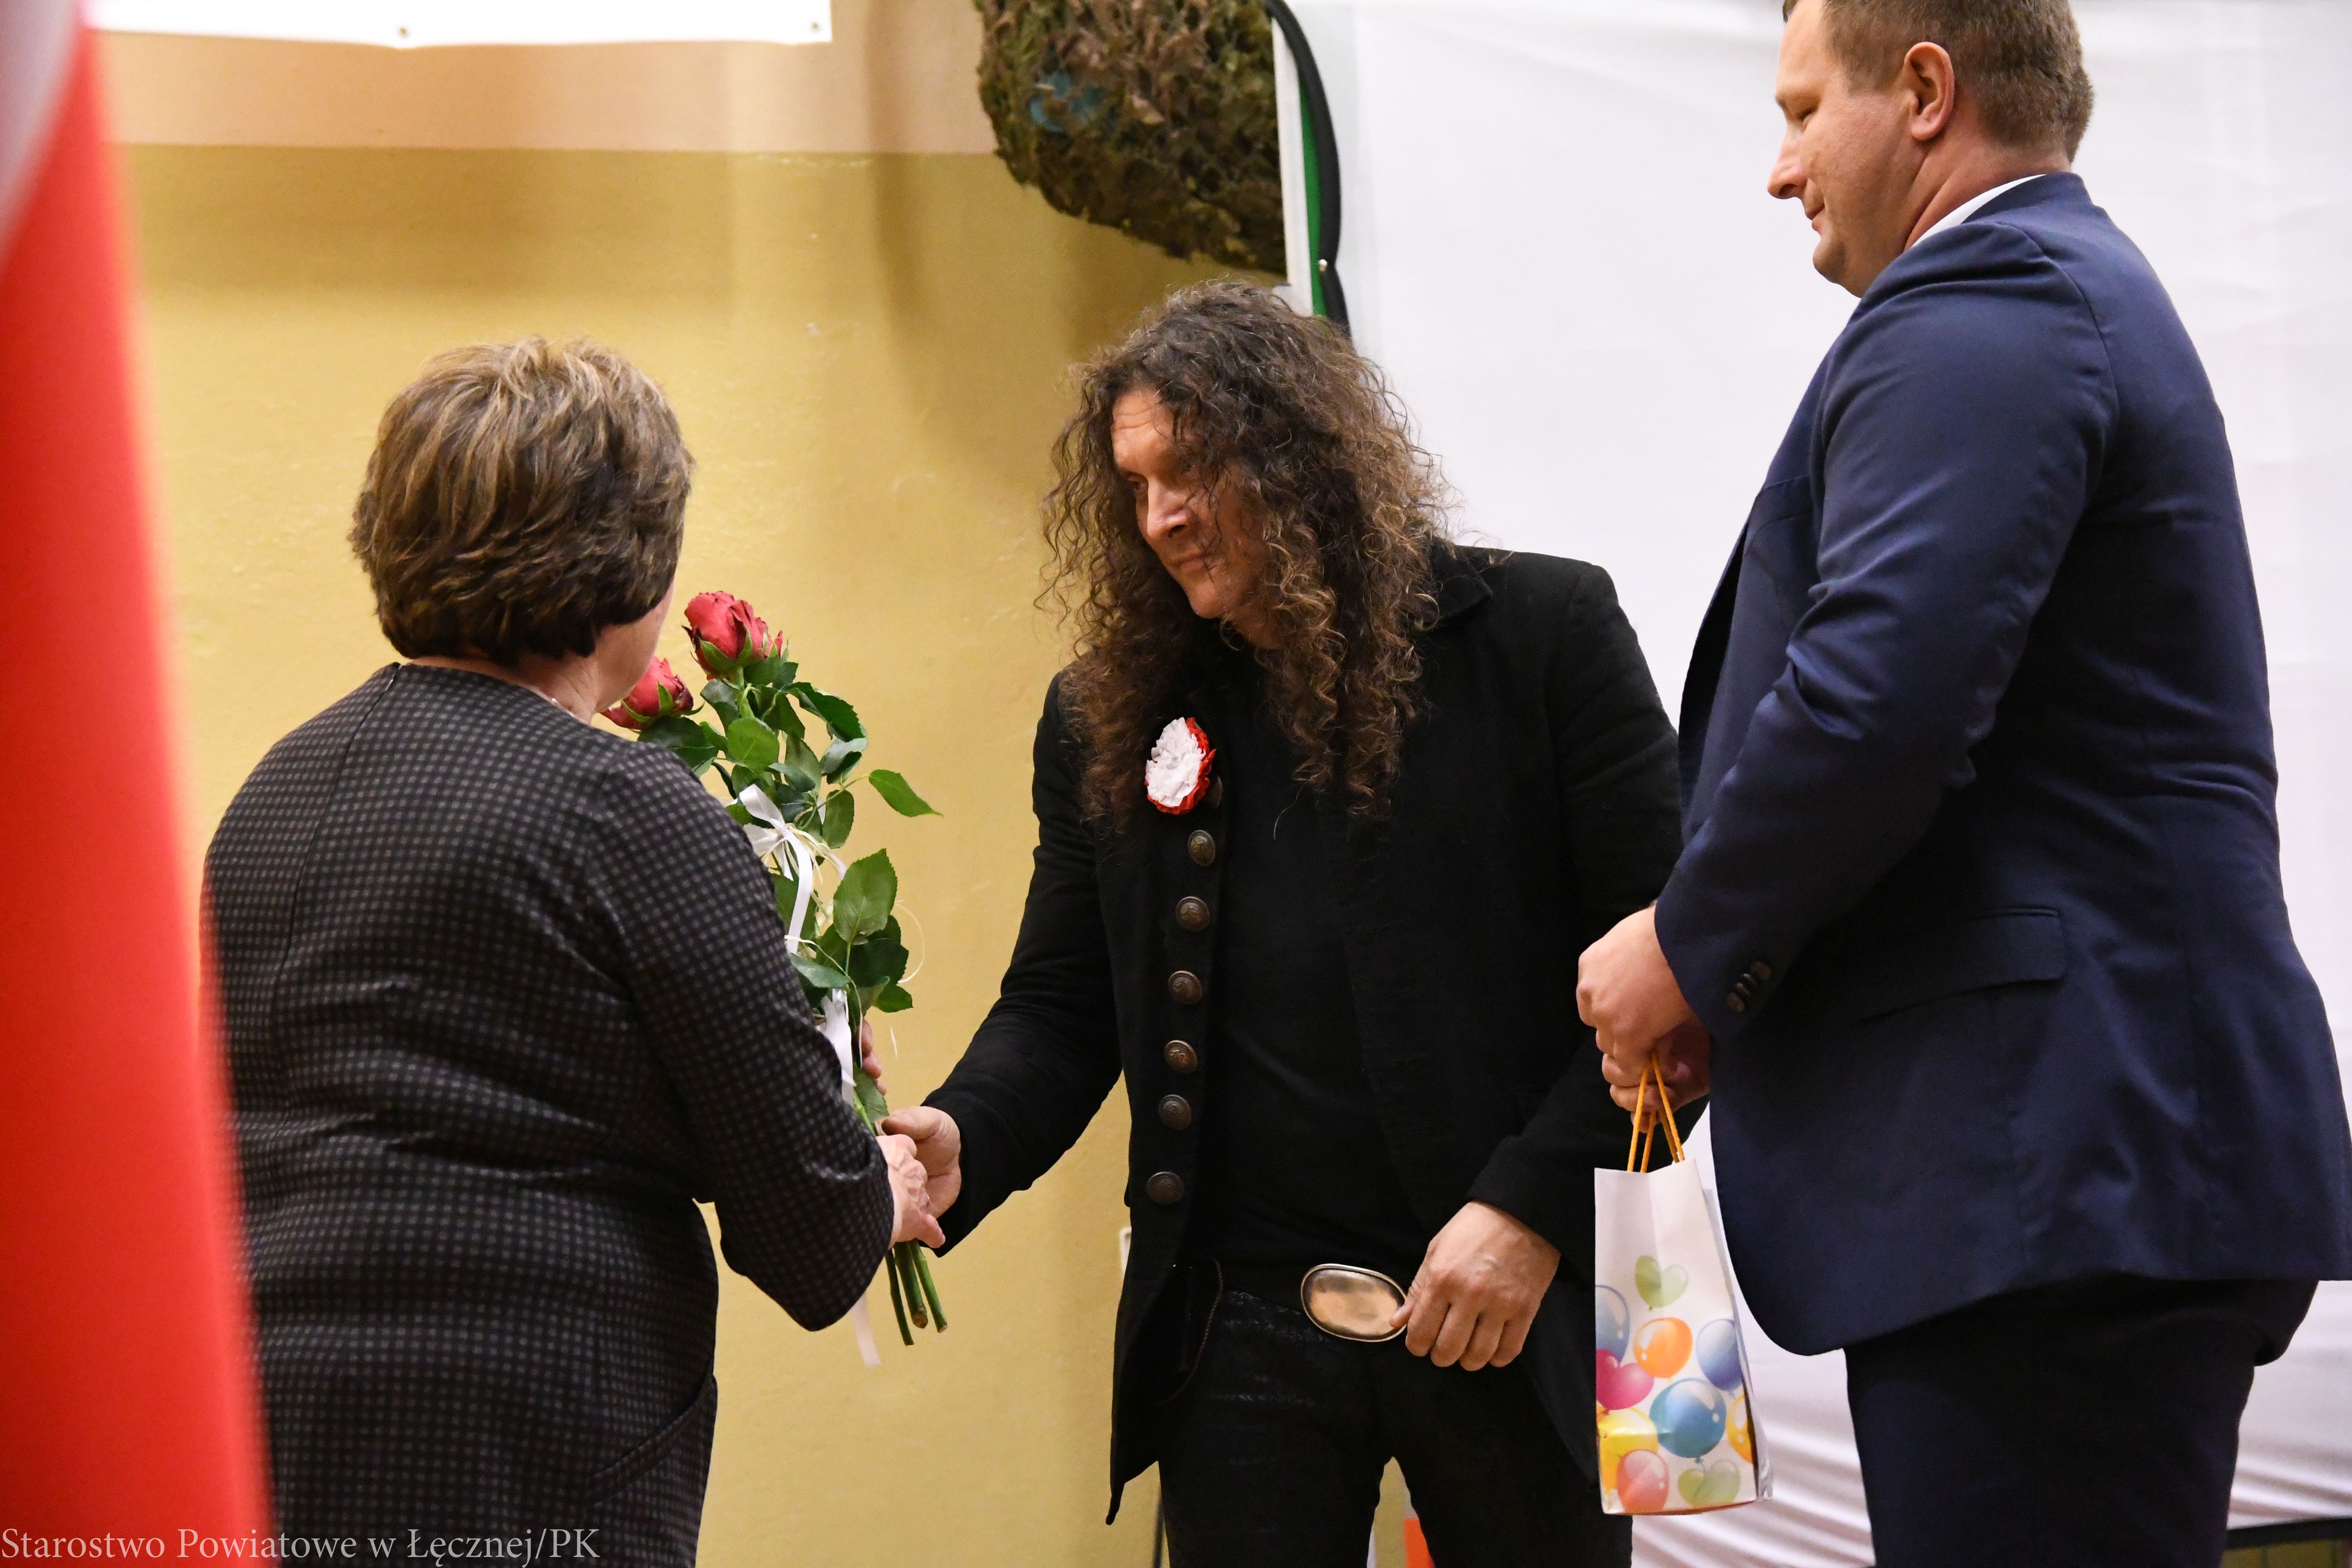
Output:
[885, 282, 1682, 1564]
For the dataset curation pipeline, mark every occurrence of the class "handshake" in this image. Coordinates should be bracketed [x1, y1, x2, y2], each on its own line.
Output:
[858, 1028, 961, 1249]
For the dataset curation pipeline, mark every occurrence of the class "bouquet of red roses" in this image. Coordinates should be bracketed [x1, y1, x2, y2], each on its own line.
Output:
[604, 591, 947, 1348]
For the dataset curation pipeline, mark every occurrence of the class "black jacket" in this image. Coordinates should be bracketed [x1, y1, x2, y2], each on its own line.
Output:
[209, 665, 893, 1555]
[927, 546, 1684, 1508]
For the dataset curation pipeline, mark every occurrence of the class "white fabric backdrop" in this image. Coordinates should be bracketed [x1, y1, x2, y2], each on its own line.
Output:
[84, 0, 831, 47]
[1279, 2, 2352, 1560]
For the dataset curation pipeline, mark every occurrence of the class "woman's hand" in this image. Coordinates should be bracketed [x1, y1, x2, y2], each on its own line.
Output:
[880, 1133, 945, 1248]
[858, 1020, 886, 1097]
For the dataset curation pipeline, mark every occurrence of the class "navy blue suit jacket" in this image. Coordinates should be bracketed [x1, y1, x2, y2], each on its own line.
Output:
[1658, 174, 2352, 1354]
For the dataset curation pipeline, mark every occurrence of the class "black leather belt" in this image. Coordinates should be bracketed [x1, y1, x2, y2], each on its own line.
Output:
[1213, 1260, 1312, 1304]
[1208, 1259, 1409, 1343]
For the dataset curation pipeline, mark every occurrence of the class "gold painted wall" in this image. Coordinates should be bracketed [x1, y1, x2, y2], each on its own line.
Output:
[129, 141, 1222, 1565]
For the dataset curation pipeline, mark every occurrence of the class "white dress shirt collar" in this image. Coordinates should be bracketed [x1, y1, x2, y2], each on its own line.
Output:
[1916, 173, 2049, 246]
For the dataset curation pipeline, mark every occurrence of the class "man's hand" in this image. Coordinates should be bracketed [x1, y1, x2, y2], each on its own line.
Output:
[1601, 1020, 1714, 1126]
[879, 1105, 963, 1218]
[879, 1133, 945, 1248]
[857, 1020, 887, 1097]
[1578, 906, 1709, 1116]
[1391, 1201, 1560, 1371]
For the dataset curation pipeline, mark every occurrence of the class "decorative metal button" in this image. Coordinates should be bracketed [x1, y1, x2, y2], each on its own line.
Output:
[1146, 1171, 1185, 1205]
[1175, 896, 1211, 931]
[1187, 830, 1217, 866]
[1163, 1040, 1199, 1074]
[1157, 1094, 1193, 1131]
[1206, 778, 1225, 809]
[1726, 992, 1749, 1014]
[1168, 970, 1203, 1006]
[1747, 961, 1773, 983]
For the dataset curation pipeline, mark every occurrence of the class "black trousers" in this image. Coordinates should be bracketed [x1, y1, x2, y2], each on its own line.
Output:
[1157, 1283, 1631, 1568]
[1844, 1274, 2315, 1568]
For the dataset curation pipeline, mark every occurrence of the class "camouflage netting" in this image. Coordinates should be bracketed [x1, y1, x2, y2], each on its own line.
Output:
[975, 0, 1285, 273]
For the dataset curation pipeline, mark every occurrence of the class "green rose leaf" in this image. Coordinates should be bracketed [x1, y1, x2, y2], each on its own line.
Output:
[809, 922, 852, 974]
[847, 934, 908, 988]
[873, 983, 914, 1014]
[822, 736, 868, 781]
[853, 1071, 889, 1124]
[640, 715, 721, 774]
[832, 848, 897, 940]
[723, 716, 780, 772]
[791, 683, 865, 742]
[781, 732, 823, 794]
[820, 788, 856, 848]
[700, 681, 742, 730]
[791, 953, 850, 991]
[754, 684, 806, 742]
[747, 653, 799, 690]
[726, 801, 756, 826]
[868, 769, 939, 817]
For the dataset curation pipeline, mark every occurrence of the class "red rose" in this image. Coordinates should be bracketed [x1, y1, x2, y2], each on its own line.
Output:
[602, 657, 697, 730]
[684, 590, 780, 678]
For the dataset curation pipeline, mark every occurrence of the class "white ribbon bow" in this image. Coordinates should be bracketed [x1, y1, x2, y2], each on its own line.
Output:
[738, 784, 825, 947]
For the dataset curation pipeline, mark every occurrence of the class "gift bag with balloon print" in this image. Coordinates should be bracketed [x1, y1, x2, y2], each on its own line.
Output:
[1592, 1061, 1769, 1515]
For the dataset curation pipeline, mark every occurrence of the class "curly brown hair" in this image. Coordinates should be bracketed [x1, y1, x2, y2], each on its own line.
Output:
[350, 337, 691, 665]
[1045, 281, 1448, 827]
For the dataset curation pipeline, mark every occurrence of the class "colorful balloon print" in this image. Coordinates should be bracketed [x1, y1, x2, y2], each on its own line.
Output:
[1695, 1317, 1744, 1391]
[1652, 1378, 1730, 1459]
[1595, 1407, 1658, 1491]
[1595, 1286, 1630, 1361]
[1594, 1350, 1654, 1411]
[1635, 1254, 1688, 1310]
[1615, 1447, 1669, 1513]
[1633, 1316, 1691, 1379]
[1677, 1459, 1742, 1508]
[1728, 1392, 1753, 1464]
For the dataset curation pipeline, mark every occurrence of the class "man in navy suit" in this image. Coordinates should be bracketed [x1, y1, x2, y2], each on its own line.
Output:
[1576, 0, 2352, 1562]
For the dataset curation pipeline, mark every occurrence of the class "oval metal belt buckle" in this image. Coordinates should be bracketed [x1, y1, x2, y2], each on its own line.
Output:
[1300, 1263, 1408, 1343]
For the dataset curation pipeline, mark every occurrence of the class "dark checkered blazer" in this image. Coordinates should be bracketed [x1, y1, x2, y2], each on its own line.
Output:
[208, 663, 891, 1559]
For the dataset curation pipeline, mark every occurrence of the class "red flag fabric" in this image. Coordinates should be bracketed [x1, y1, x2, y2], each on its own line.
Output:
[0, 22, 270, 1543]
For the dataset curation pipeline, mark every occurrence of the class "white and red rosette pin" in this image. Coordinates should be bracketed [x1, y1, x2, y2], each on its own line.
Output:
[1145, 717, 1217, 815]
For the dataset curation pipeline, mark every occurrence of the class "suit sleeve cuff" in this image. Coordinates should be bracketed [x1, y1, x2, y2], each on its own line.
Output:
[1655, 869, 1769, 1045]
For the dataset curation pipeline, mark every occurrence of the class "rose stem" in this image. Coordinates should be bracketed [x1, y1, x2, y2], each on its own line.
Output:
[914, 1248, 947, 1332]
[885, 1252, 914, 1347]
[899, 1245, 930, 1329]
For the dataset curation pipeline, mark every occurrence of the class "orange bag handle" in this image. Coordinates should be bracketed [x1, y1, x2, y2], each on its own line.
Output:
[1625, 1055, 1687, 1173]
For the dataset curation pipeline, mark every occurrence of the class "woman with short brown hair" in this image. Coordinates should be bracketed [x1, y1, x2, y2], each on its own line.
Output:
[210, 338, 936, 1558]
[349, 338, 690, 666]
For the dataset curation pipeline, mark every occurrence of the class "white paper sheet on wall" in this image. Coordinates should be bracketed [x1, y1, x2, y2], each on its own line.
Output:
[86, 0, 831, 46]
[1282, 1, 2352, 1560]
